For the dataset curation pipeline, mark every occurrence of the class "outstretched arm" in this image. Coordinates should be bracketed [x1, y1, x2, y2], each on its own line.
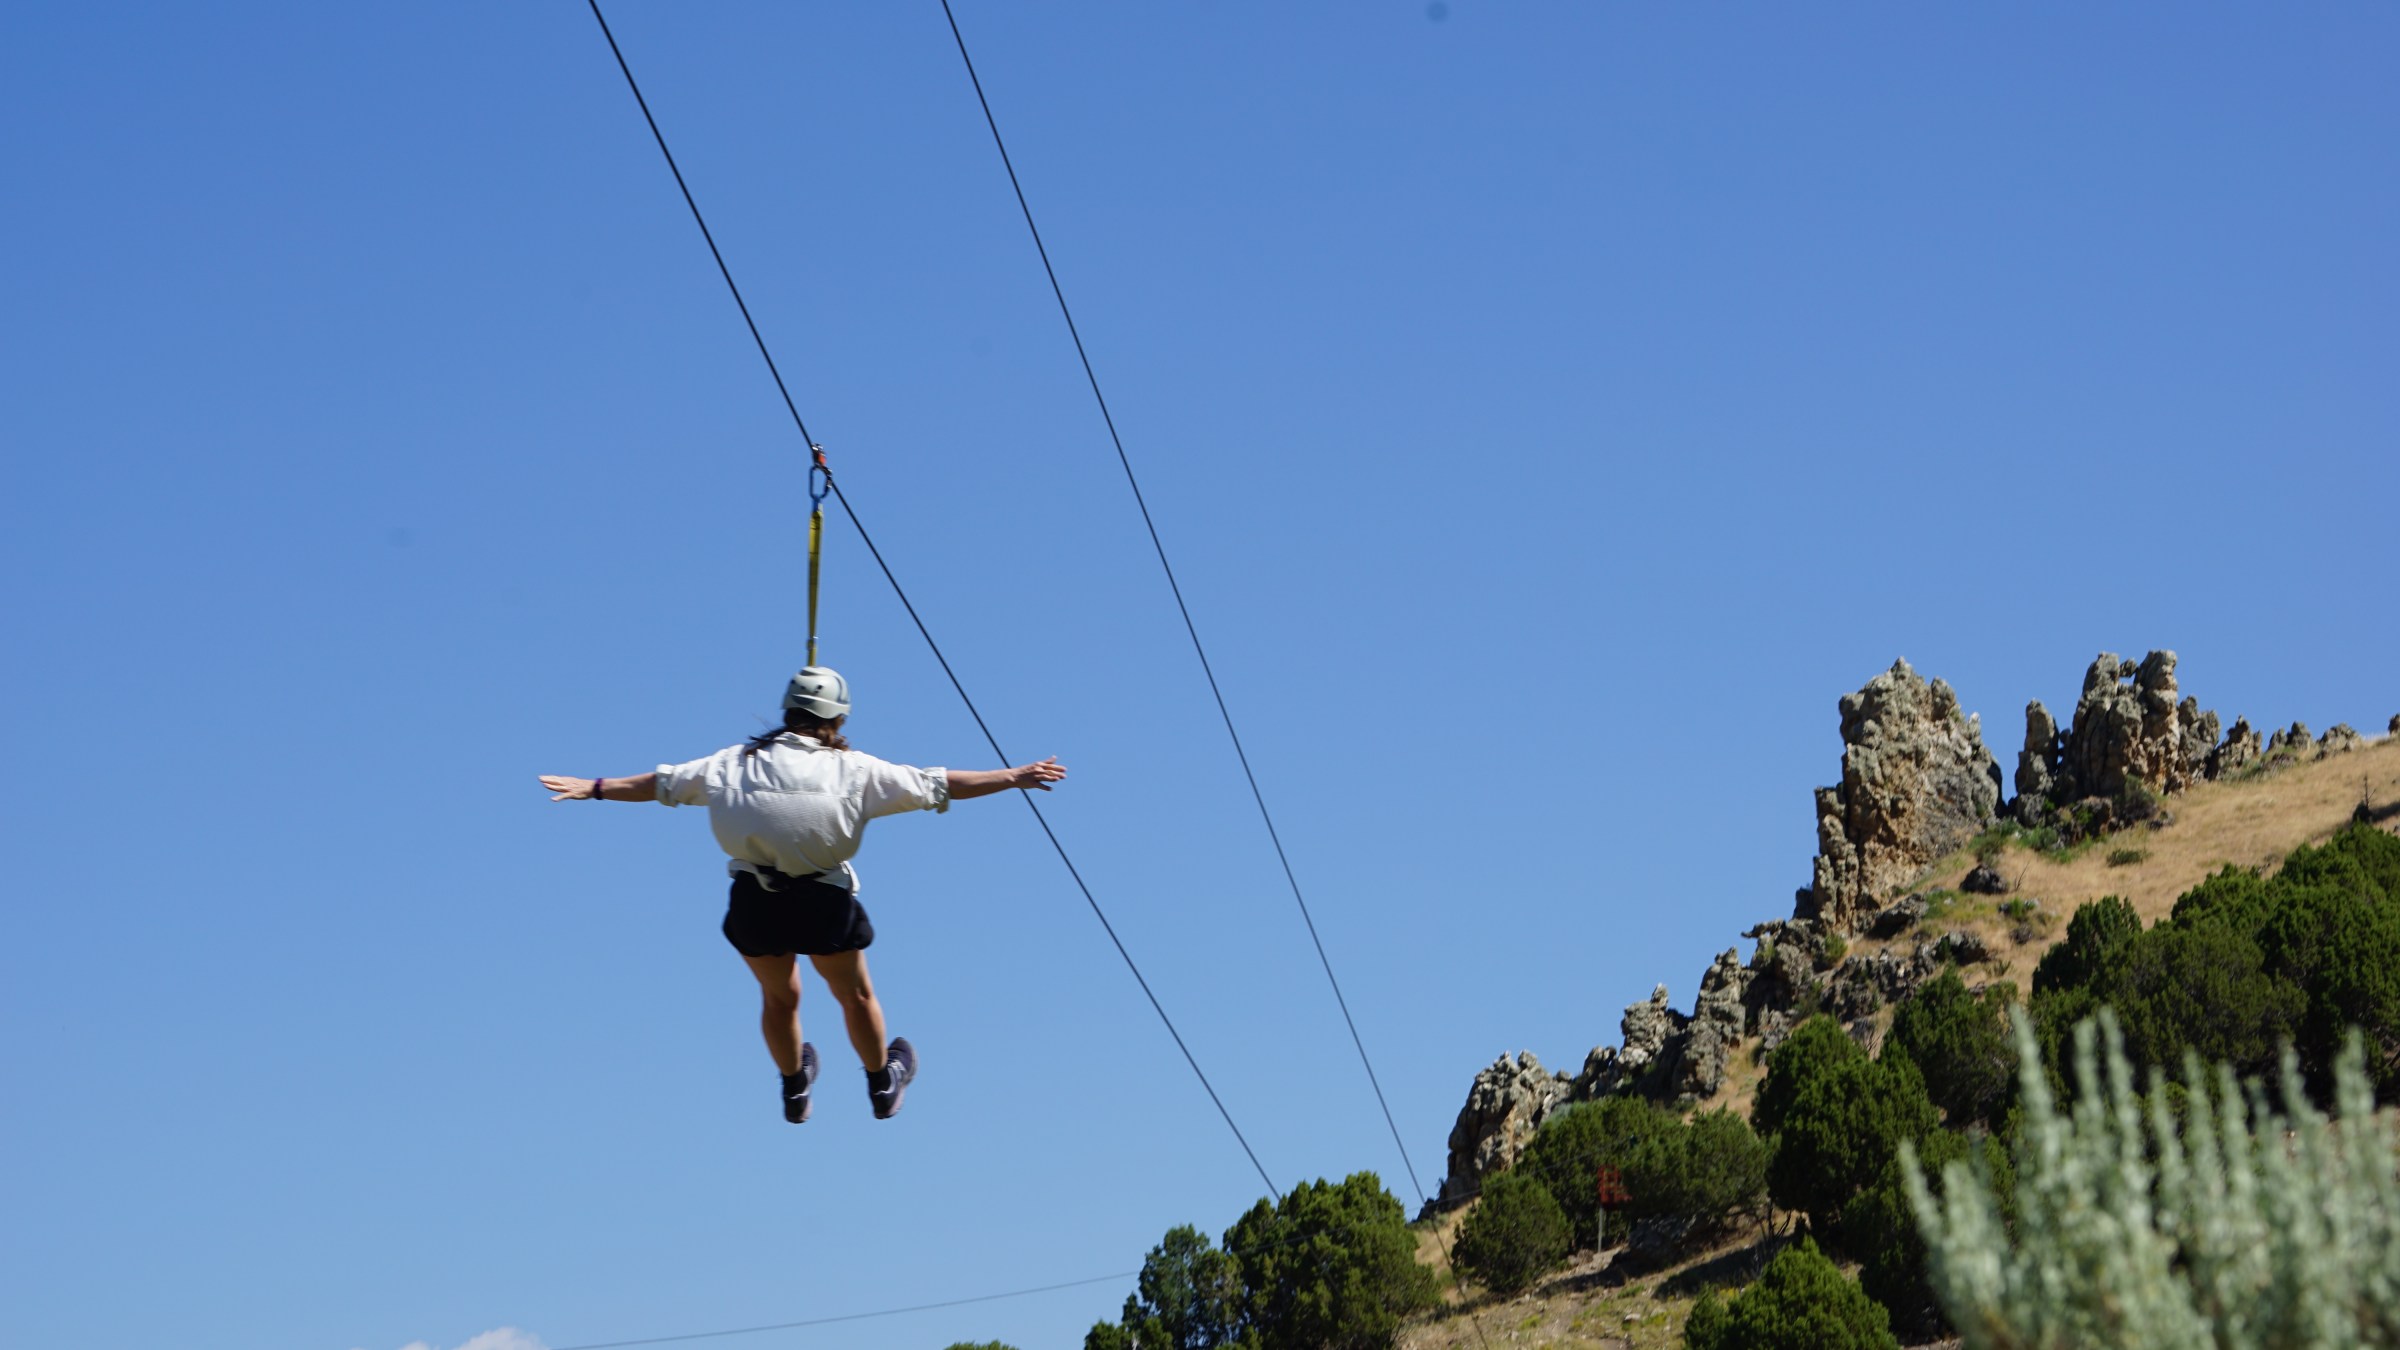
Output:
[537, 773, 659, 802]
[946, 758, 1066, 801]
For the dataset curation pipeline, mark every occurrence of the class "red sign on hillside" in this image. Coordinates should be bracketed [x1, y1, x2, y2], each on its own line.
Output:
[1595, 1165, 1630, 1207]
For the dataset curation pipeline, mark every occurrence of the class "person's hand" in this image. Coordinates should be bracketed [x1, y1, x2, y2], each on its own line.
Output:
[1011, 757, 1067, 791]
[539, 774, 600, 801]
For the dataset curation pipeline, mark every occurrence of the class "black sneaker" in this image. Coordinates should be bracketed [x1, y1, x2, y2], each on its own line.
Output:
[868, 1037, 916, 1119]
[782, 1042, 819, 1124]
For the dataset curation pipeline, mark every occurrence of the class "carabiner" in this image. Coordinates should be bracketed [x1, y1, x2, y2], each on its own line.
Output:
[808, 444, 833, 507]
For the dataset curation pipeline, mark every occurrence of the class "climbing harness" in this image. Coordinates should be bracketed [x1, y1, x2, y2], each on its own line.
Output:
[807, 444, 831, 667]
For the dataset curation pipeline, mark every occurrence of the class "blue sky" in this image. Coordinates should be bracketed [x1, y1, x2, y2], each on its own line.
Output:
[3, 4, 2393, 1349]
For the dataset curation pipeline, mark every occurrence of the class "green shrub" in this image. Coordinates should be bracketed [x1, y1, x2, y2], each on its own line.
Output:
[2106, 847, 2148, 867]
[2254, 826, 2400, 1098]
[1453, 1172, 1570, 1295]
[1225, 1173, 1435, 1350]
[2104, 920, 2304, 1078]
[1884, 970, 2016, 1131]
[1514, 1094, 1681, 1245]
[2031, 896, 2141, 995]
[1680, 1238, 1898, 1350]
[1754, 1015, 1938, 1233]
[1085, 1224, 1243, 1350]
[2029, 828, 2400, 1105]
[1842, 1128, 2012, 1338]
[1514, 1095, 1767, 1251]
[1907, 1010, 2400, 1350]
[1661, 1107, 1771, 1237]
[1682, 1289, 1730, 1347]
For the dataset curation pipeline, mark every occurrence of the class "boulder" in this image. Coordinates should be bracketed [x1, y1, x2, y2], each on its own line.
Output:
[1936, 930, 1994, 965]
[1827, 945, 1939, 1021]
[1865, 894, 1929, 939]
[1961, 865, 2010, 896]
[1804, 659, 2004, 930]
[1828, 960, 1887, 1020]
[1626, 1213, 1698, 1265]
[2389, 714, 2399, 737]
[2322, 723, 2363, 755]
[1436, 1051, 1570, 1206]
[2268, 721, 2314, 757]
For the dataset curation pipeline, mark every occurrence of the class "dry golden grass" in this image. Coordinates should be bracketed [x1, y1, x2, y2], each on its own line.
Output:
[1398, 1237, 1712, 1350]
[1878, 735, 2400, 998]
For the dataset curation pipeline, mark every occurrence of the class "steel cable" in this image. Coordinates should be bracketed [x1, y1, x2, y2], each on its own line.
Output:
[584, 0, 1277, 1203]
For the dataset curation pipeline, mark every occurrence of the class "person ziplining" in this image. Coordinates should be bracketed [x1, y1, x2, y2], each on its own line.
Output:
[537, 667, 1066, 1124]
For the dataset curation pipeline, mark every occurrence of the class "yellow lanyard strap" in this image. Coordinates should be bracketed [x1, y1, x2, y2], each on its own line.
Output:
[807, 447, 831, 668]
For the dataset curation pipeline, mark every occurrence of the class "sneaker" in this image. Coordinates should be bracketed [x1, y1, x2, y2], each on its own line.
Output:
[868, 1037, 916, 1119]
[782, 1042, 820, 1124]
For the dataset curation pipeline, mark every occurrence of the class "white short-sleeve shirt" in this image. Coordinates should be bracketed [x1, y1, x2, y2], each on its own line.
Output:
[654, 733, 949, 893]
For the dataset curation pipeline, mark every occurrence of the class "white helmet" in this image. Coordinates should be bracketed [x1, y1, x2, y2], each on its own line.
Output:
[782, 666, 851, 719]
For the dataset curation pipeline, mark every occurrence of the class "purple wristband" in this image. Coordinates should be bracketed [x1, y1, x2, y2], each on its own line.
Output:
[592, 777, 605, 801]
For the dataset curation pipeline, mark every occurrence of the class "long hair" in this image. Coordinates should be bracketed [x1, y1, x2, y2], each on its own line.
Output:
[744, 707, 851, 758]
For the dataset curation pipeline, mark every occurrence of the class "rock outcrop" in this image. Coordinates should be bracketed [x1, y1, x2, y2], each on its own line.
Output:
[1430, 646, 2387, 1223]
[1617, 984, 1684, 1076]
[2015, 701, 2060, 801]
[2043, 651, 2219, 801]
[2210, 716, 2263, 778]
[1437, 1051, 1570, 1206]
[1804, 660, 2003, 930]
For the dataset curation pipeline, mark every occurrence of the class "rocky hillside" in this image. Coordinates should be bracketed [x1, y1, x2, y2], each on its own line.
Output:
[1406, 651, 2397, 1349]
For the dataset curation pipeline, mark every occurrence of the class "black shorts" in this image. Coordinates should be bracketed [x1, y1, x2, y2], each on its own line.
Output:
[721, 871, 876, 958]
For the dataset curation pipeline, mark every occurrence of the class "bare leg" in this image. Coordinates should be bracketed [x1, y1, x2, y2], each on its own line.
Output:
[808, 949, 888, 1072]
[740, 953, 804, 1075]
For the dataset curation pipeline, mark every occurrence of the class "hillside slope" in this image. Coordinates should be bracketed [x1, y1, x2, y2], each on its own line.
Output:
[1400, 732, 2399, 1350]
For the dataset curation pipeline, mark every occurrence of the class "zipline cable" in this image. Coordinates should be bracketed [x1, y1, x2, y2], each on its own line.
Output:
[541, 1167, 1552, 1350]
[929, 17, 1504, 1350]
[584, 0, 1278, 1203]
[547, 1271, 1139, 1350]
[933, 0, 1426, 1207]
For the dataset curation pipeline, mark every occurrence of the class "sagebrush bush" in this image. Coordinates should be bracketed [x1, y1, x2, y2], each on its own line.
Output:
[1907, 1009, 2400, 1350]
[1453, 1172, 1569, 1294]
[1679, 1238, 1898, 1350]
